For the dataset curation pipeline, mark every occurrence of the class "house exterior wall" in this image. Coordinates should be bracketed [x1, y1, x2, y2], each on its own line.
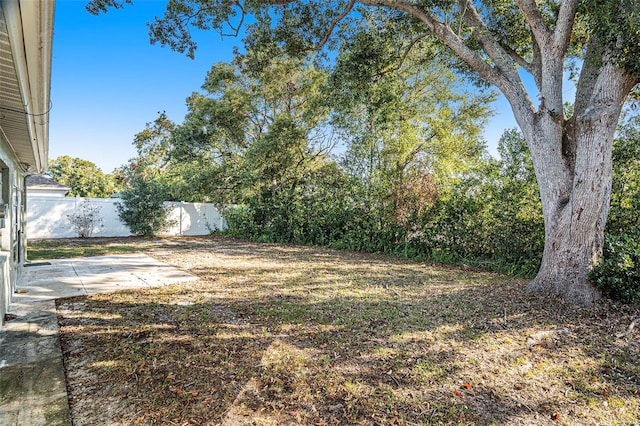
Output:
[0, 135, 28, 321]
[0, 0, 53, 322]
[26, 196, 227, 239]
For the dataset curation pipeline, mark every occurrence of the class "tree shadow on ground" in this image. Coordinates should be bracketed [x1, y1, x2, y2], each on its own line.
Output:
[54, 236, 640, 425]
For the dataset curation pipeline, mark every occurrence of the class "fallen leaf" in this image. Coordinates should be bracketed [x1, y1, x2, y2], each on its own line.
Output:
[453, 390, 462, 396]
[177, 389, 184, 395]
[462, 383, 472, 389]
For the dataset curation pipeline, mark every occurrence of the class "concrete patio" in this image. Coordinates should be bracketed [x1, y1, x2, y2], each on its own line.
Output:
[0, 253, 198, 425]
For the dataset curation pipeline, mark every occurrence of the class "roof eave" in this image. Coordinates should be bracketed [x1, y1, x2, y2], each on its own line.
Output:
[3, 0, 54, 173]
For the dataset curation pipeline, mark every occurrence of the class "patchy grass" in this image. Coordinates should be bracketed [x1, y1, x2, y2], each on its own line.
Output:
[28, 236, 210, 260]
[54, 236, 640, 425]
[28, 237, 155, 259]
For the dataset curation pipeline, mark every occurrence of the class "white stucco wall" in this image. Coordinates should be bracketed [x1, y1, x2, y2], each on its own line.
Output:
[0, 140, 28, 321]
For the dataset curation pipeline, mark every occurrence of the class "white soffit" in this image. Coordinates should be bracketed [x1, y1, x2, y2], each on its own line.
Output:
[0, 0, 54, 173]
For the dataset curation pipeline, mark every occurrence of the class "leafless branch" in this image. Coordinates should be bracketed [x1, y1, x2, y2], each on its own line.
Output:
[221, 2, 246, 37]
[616, 317, 640, 338]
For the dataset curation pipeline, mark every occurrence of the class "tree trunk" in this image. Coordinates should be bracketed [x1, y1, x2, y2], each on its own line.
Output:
[526, 123, 613, 307]
[523, 57, 638, 307]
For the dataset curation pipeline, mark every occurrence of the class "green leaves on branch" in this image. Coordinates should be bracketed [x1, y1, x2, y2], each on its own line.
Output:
[592, 115, 640, 303]
[116, 173, 171, 237]
[589, 230, 640, 303]
[581, 0, 640, 76]
[608, 115, 640, 233]
[46, 156, 120, 198]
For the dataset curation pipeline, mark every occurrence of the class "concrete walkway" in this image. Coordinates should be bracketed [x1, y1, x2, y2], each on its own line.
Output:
[0, 253, 198, 426]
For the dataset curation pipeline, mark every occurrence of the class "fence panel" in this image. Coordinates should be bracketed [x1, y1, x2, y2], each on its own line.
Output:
[26, 196, 227, 239]
[165, 202, 228, 236]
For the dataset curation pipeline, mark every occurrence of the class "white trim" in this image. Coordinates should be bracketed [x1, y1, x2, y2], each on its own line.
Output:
[3, 0, 54, 173]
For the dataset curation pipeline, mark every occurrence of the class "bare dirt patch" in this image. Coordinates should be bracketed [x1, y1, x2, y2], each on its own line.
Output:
[54, 236, 640, 425]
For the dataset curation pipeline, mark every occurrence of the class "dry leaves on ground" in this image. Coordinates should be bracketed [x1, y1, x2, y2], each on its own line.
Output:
[50, 236, 640, 425]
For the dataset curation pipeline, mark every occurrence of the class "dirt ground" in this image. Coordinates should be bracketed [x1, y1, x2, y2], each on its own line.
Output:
[49, 236, 640, 425]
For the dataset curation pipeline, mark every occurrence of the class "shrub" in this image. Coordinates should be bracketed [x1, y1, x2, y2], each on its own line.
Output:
[223, 204, 260, 240]
[116, 175, 171, 237]
[589, 229, 640, 303]
[67, 200, 103, 238]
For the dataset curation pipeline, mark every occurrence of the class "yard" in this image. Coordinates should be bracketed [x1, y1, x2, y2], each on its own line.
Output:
[29, 236, 640, 425]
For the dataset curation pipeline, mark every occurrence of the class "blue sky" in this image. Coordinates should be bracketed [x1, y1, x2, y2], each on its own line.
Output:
[50, 0, 241, 173]
[50, 0, 518, 174]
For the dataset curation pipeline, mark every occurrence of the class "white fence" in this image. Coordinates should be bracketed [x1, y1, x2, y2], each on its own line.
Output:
[26, 196, 227, 239]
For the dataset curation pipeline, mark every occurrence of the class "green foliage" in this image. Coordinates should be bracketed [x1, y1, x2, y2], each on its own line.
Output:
[46, 156, 120, 198]
[132, 112, 175, 171]
[589, 229, 640, 303]
[581, 0, 640, 76]
[411, 131, 543, 276]
[116, 172, 171, 237]
[225, 128, 545, 276]
[608, 115, 640, 233]
[224, 164, 366, 246]
[200, 35, 500, 263]
[114, 115, 176, 234]
[591, 115, 640, 303]
[85, 0, 131, 15]
[168, 53, 333, 205]
[87, 0, 640, 309]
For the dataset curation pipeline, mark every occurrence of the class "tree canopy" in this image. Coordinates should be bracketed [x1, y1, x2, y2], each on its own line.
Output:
[87, 0, 640, 306]
[46, 155, 120, 198]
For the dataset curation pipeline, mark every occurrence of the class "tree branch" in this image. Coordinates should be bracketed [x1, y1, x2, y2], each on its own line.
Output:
[501, 43, 533, 74]
[551, 0, 577, 55]
[314, 0, 356, 50]
[221, 1, 246, 37]
[359, 0, 536, 133]
[264, 0, 296, 5]
[514, 0, 551, 46]
[454, 0, 520, 84]
[359, 1, 497, 84]
[375, 33, 429, 78]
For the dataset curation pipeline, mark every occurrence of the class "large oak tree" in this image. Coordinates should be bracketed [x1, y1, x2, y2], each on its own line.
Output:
[89, 0, 640, 306]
